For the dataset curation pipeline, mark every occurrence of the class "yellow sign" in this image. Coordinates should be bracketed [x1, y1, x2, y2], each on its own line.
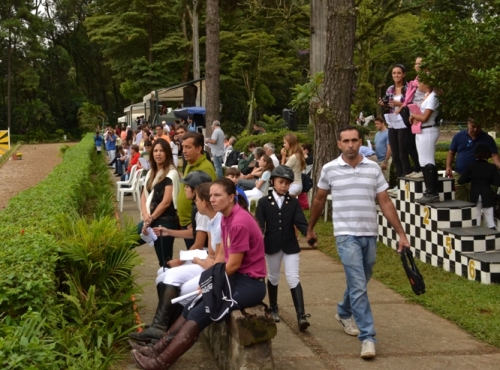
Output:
[0, 130, 10, 155]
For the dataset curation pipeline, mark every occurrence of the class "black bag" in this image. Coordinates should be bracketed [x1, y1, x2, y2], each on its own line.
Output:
[225, 150, 241, 167]
[399, 245, 426, 295]
[301, 173, 313, 193]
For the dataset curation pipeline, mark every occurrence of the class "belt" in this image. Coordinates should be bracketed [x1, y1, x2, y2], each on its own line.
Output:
[243, 274, 265, 281]
[421, 124, 438, 129]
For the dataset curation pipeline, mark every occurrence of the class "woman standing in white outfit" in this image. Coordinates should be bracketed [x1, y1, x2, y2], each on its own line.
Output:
[410, 82, 440, 203]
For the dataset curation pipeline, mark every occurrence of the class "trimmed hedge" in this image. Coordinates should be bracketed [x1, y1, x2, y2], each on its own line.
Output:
[0, 136, 93, 318]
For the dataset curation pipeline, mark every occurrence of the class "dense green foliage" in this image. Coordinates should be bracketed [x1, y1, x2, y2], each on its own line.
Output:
[415, 0, 500, 125]
[1, 1, 499, 140]
[0, 136, 140, 369]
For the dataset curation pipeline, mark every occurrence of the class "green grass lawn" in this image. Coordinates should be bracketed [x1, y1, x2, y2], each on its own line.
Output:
[309, 212, 500, 348]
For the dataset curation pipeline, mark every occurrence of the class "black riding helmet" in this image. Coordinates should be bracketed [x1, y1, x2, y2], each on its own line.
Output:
[180, 170, 212, 188]
[270, 165, 294, 182]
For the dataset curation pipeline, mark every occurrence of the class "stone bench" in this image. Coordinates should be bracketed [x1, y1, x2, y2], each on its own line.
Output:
[201, 304, 277, 370]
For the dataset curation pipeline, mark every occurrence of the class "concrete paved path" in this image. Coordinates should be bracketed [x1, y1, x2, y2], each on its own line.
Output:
[117, 178, 500, 369]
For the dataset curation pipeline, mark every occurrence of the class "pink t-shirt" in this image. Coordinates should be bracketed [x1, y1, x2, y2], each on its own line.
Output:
[222, 204, 267, 278]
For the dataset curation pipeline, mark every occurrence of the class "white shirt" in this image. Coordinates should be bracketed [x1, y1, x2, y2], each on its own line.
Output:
[270, 153, 279, 167]
[272, 190, 285, 209]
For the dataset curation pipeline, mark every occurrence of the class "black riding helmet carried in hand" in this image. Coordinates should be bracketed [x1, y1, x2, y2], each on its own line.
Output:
[270, 165, 294, 182]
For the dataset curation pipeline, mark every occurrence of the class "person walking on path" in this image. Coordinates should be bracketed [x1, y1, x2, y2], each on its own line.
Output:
[205, 120, 225, 178]
[458, 144, 500, 229]
[306, 126, 409, 360]
[372, 117, 392, 183]
[446, 118, 500, 202]
[177, 132, 217, 249]
[255, 165, 310, 331]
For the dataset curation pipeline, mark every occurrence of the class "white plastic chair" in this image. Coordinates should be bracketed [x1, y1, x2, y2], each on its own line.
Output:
[324, 194, 332, 222]
[116, 165, 138, 201]
[118, 168, 141, 212]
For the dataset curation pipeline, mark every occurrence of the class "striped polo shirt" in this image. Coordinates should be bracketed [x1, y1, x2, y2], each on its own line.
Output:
[318, 155, 388, 236]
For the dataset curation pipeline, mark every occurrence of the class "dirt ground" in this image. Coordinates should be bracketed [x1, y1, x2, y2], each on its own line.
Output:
[0, 143, 67, 210]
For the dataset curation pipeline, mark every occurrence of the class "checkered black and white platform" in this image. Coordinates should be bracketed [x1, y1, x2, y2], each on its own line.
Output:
[379, 176, 500, 284]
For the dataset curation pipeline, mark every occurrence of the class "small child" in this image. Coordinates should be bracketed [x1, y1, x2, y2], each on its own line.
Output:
[255, 165, 310, 331]
[458, 144, 500, 229]
[225, 167, 249, 207]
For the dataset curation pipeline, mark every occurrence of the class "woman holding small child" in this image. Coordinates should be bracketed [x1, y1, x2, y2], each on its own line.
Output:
[409, 81, 440, 203]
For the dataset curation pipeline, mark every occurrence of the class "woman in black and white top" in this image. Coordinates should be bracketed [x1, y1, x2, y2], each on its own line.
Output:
[140, 139, 179, 266]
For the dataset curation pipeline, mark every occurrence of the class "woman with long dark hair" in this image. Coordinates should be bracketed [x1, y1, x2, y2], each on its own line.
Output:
[131, 178, 266, 369]
[139, 139, 178, 267]
[378, 64, 417, 185]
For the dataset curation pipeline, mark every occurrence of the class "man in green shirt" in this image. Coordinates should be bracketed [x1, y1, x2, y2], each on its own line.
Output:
[177, 131, 217, 248]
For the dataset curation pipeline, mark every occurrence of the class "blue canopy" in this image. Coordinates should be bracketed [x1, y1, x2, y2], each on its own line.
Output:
[173, 107, 206, 120]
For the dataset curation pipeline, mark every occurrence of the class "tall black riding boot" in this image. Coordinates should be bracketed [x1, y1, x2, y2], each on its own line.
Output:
[416, 164, 440, 203]
[267, 280, 280, 322]
[290, 283, 310, 331]
[129, 283, 180, 343]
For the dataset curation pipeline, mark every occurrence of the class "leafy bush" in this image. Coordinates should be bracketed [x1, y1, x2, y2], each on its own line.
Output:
[0, 134, 140, 368]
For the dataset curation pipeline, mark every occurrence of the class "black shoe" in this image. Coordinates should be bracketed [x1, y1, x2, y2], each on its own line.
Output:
[269, 307, 280, 323]
[115, 174, 122, 177]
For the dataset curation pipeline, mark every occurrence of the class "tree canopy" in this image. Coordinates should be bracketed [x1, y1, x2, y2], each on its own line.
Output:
[0, 0, 499, 138]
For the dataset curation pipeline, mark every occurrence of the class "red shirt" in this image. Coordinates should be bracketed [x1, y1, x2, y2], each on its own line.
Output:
[127, 152, 140, 173]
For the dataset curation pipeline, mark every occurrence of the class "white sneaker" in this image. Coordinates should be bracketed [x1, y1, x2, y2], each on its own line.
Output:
[406, 171, 417, 178]
[360, 340, 376, 359]
[335, 314, 360, 336]
[410, 171, 423, 179]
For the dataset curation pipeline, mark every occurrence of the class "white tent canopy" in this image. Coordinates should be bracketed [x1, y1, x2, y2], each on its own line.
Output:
[118, 116, 126, 123]
[124, 102, 146, 114]
[143, 78, 206, 107]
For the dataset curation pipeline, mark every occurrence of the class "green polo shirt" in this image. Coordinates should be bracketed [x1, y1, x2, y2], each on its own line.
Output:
[177, 153, 217, 226]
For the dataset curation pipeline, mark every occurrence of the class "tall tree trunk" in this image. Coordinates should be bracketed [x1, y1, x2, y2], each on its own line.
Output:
[311, 0, 357, 188]
[205, 0, 220, 136]
[193, 0, 200, 80]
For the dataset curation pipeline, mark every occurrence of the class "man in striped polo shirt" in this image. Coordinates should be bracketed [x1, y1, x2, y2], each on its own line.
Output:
[307, 126, 409, 360]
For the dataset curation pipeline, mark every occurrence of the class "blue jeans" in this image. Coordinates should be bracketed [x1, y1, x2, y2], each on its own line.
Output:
[213, 155, 224, 179]
[336, 235, 377, 343]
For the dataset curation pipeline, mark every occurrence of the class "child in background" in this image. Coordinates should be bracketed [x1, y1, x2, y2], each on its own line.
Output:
[255, 165, 310, 331]
[458, 144, 500, 229]
[225, 167, 249, 208]
[244, 154, 274, 199]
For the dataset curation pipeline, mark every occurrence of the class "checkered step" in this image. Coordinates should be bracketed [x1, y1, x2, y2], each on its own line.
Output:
[378, 176, 500, 284]
[440, 227, 500, 253]
[393, 176, 454, 202]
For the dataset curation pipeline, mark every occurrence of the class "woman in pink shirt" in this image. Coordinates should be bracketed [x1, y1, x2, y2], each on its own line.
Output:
[131, 178, 267, 369]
